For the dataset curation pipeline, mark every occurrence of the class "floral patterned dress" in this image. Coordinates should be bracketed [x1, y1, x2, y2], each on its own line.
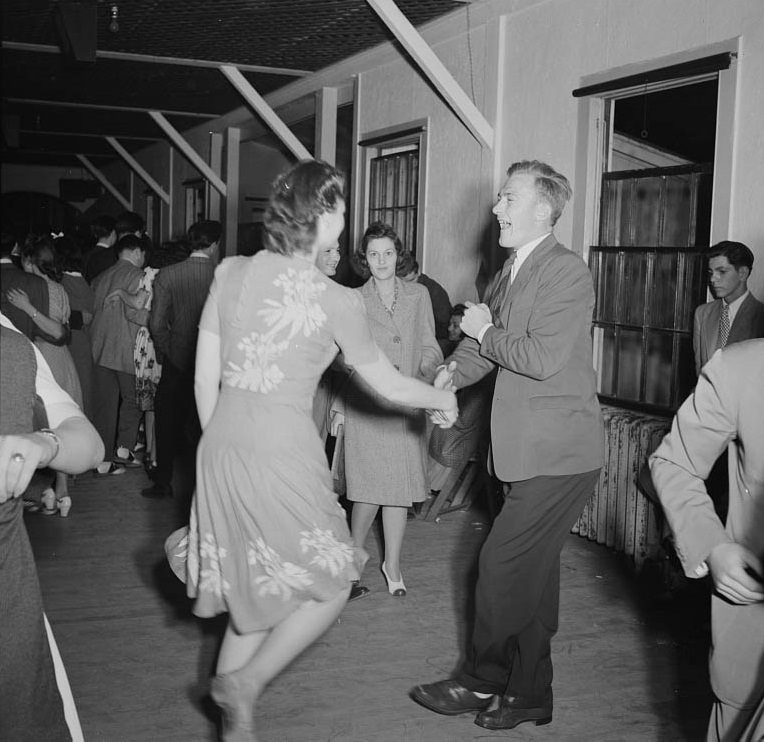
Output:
[133, 267, 161, 411]
[170, 251, 377, 633]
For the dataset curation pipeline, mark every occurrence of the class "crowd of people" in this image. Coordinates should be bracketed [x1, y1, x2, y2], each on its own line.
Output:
[1, 156, 762, 742]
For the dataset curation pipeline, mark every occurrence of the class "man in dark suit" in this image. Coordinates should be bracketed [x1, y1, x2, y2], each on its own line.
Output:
[83, 214, 117, 285]
[84, 211, 144, 285]
[693, 240, 764, 374]
[412, 160, 603, 731]
[0, 232, 53, 342]
[90, 234, 148, 473]
[142, 220, 219, 499]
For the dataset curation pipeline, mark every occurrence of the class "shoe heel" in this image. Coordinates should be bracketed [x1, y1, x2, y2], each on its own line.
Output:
[57, 496, 72, 518]
[535, 716, 553, 726]
[381, 562, 406, 597]
[41, 488, 57, 516]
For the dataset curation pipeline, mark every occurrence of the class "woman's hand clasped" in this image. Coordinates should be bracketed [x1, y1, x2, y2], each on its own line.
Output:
[428, 391, 458, 429]
[5, 288, 35, 316]
[0, 433, 58, 503]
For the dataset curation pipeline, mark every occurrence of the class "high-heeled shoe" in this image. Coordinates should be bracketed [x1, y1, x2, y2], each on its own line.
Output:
[210, 672, 258, 742]
[41, 488, 72, 517]
[381, 562, 406, 597]
[41, 488, 71, 516]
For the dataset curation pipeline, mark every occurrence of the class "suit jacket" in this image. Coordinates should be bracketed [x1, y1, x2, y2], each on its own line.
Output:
[84, 245, 117, 285]
[649, 340, 764, 707]
[693, 292, 764, 374]
[149, 255, 215, 373]
[417, 273, 452, 354]
[448, 234, 603, 482]
[90, 259, 147, 373]
[0, 261, 51, 342]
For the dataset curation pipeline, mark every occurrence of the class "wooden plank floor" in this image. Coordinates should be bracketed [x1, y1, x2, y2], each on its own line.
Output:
[26, 467, 712, 741]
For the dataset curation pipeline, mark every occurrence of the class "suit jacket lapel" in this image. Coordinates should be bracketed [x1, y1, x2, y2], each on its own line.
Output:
[706, 300, 721, 352]
[729, 293, 753, 342]
[499, 235, 559, 329]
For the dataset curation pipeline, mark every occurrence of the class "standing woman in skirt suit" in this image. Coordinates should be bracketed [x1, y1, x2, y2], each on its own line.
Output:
[339, 222, 443, 599]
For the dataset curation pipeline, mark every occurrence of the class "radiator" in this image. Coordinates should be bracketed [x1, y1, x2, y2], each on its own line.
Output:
[572, 405, 671, 569]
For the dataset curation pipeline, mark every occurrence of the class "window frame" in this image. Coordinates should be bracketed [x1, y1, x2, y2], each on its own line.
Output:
[353, 118, 429, 261]
[571, 41, 739, 414]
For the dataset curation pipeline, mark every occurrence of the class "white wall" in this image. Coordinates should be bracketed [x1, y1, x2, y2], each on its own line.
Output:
[496, 0, 764, 298]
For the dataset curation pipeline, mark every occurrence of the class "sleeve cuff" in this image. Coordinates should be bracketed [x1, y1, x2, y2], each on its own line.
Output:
[694, 561, 709, 578]
[476, 323, 494, 343]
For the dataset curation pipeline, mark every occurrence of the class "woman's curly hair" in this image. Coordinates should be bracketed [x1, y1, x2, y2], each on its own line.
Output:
[263, 160, 345, 256]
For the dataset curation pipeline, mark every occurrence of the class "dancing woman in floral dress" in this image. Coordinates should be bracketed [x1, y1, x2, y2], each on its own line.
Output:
[167, 160, 457, 741]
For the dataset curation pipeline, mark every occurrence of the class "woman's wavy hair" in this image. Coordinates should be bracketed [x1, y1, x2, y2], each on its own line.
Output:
[21, 234, 63, 282]
[263, 160, 345, 256]
[352, 221, 408, 279]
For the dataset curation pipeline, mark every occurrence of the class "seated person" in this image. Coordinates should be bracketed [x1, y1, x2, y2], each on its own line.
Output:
[427, 304, 495, 494]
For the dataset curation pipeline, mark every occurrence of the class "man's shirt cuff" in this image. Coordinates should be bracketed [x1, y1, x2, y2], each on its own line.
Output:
[476, 323, 494, 343]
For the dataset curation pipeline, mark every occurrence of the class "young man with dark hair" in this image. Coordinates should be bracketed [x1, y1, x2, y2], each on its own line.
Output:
[90, 234, 149, 473]
[84, 211, 145, 284]
[693, 240, 764, 374]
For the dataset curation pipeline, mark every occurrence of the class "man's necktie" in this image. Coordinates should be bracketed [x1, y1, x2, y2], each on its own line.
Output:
[719, 302, 730, 348]
[488, 250, 517, 327]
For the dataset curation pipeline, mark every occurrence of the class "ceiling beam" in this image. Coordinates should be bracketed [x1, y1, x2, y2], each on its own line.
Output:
[1, 41, 311, 77]
[148, 111, 227, 197]
[105, 136, 170, 204]
[315, 87, 338, 165]
[4, 98, 218, 119]
[76, 155, 132, 210]
[220, 65, 312, 161]
[364, 0, 494, 149]
[21, 129, 163, 142]
[5, 148, 111, 158]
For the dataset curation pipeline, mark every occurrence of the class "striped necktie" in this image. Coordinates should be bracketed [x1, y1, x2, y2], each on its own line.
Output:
[488, 250, 517, 327]
[718, 301, 730, 348]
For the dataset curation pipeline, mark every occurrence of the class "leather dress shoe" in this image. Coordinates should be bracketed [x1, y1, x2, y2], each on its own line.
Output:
[141, 482, 173, 499]
[410, 679, 493, 716]
[474, 693, 552, 730]
[348, 580, 370, 601]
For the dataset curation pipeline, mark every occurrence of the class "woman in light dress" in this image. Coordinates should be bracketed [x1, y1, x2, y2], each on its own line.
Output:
[7, 235, 83, 516]
[166, 160, 457, 741]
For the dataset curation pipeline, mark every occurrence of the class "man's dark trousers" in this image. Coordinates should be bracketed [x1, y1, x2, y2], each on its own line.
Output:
[154, 361, 197, 487]
[458, 469, 600, 700]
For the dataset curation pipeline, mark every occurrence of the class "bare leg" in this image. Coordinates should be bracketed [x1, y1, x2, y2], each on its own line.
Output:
[212, 590, 349, 741]
[217, 624, 269, 675]
[350, 501, 379, 550]
[55, 471, 71, 516]
[55, 471, 68, 500]
[240, 587, 350, 698]
[381, 506, 407, 580]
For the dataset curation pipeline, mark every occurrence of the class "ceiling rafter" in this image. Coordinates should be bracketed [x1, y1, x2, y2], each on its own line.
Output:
[1, 41, 312, 77]
[4, 97, 219, 118]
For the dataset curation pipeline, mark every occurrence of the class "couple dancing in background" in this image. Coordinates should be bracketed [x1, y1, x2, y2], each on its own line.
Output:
[166, 159, 457, 741]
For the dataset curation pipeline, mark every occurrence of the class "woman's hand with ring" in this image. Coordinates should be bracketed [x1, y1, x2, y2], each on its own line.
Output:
[5, 288, 34, 315]
[0, 433, 56, 503]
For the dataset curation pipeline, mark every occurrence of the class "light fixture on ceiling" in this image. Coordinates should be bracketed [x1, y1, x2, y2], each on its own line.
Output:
[109, 4, 119, 34]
